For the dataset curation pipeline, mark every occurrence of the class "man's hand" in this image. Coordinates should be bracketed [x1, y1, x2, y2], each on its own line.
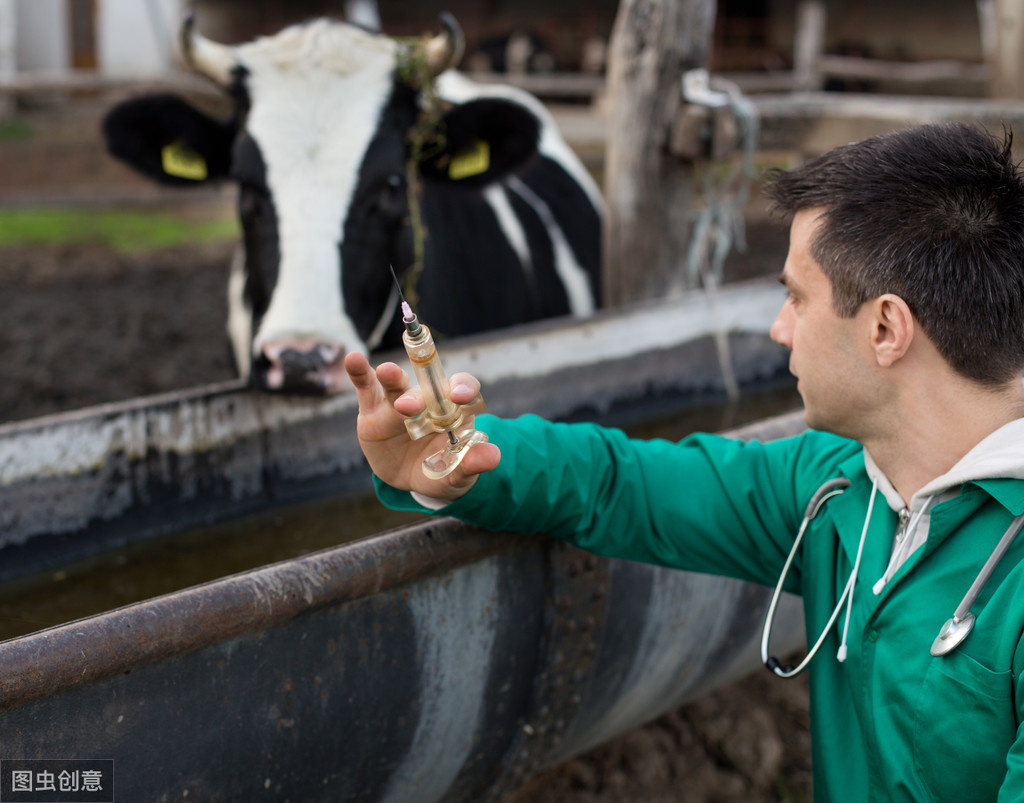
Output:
[344, 352, 501, 503]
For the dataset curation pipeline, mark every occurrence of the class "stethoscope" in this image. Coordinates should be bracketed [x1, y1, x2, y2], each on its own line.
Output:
[930, 512, 1024, 656]
[761, 477, 1024, 677]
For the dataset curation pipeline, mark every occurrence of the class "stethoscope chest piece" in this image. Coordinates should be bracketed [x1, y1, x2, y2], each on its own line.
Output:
[930, 613, 976, 657]
[928, 511, 1024, 658]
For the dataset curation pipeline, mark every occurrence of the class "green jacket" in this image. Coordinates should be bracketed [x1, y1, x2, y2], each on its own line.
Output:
[377, 414, 1024, 802]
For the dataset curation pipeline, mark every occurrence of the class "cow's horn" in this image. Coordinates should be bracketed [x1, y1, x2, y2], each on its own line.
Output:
[424, 12, 464, 76]
[180, 12, 236, 87]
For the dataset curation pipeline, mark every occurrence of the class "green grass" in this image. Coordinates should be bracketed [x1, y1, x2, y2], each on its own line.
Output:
[0, 117, 33, 142]
[0, 208, 239, 252]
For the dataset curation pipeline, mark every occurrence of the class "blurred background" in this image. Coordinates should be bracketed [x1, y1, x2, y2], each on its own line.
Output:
[0, 0, 1009, 422]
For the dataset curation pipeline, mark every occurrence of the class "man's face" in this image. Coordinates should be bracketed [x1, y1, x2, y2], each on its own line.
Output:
[770, 208, 875, 436]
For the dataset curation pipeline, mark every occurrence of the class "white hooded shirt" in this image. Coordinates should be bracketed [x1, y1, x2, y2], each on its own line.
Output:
[864, 416, 1024, 595]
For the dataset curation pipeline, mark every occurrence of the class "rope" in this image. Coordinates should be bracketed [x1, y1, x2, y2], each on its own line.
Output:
[394, 39, 450, 308]
[681, 70, 760, 402]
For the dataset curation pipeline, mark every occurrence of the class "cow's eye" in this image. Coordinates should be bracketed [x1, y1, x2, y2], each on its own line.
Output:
[386, 174, 404, 192]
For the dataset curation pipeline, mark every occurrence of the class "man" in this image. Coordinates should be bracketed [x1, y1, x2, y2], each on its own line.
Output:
[345, 123, 1024, 801]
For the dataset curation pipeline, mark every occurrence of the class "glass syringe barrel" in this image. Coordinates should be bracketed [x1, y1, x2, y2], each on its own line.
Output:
[402, 322, 464, 433]
[398, 301, 488, 478]
[400, 303, 485, 442]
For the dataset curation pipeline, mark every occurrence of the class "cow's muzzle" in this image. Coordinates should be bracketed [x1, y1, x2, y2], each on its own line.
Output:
[253, 339, 347, 395]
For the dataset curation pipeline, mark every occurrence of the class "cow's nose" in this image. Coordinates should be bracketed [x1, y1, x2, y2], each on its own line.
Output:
[254, 338, 347, 394]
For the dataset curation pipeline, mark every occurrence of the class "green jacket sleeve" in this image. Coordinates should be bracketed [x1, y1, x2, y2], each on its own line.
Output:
[376, 413, 859, 589]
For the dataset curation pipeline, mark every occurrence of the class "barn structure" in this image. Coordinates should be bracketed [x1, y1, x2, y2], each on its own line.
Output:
[0, 0, 1005, 99]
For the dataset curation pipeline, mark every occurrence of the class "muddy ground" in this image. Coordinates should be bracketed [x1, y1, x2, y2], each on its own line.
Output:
[0, 240, 237, 421]
[0, 97, 810, 801]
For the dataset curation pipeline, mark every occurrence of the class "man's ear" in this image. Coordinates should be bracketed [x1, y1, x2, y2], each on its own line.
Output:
[102, 94, 236, 186]
[870, 294, 915, 367]
[418, 97, 541, 187]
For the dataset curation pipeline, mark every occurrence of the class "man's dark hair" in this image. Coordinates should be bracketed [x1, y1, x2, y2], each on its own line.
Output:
[763, 122, 1024, 386]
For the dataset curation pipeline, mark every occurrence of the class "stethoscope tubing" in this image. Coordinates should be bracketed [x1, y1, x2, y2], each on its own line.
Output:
[761, 478, 850, 678]
[953, 514, 1024, 622]
[764, 478, 1024, 673]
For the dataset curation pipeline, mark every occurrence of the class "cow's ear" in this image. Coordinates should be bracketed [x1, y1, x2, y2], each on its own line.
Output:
[102, 94, 236, 186]
[420, 98, 541, 186]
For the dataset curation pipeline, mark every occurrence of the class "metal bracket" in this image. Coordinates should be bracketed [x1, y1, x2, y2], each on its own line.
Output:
[671, 68, 743, 161]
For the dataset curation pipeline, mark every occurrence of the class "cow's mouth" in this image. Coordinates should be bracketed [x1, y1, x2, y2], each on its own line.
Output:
[254, 340, 347, 395]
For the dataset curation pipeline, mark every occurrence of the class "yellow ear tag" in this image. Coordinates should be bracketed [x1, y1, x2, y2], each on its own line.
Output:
[448, 139, 490, 180]
[161, 140, 208, 181]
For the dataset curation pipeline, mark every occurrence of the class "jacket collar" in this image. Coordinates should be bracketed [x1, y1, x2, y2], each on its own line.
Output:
[968, 478, 1024, 517]
[828, 442, 1024, 567]
[829, 451, 891, 570]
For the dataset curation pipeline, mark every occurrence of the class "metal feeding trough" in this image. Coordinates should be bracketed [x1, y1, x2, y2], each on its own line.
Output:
[0, 279, 807, 802]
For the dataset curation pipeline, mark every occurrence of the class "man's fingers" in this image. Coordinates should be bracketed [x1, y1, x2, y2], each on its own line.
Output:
[394, 391, 425, 418]
[448, 372, 481, 404]
[374, 362, 426, 417]
[373, 362, 414, 402]
[344, 352, 384, 408]
[457, 442, 501, 478]
[345, 355, 417, 439]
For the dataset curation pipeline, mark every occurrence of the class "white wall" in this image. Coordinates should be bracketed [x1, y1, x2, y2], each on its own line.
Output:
[0, 0, 16, 76]
[0, 0, 13, 114]
[97, 0, 184, 76]
[16, 0, 68, 71]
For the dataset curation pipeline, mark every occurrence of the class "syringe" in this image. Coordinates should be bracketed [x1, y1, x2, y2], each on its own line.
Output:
[399, 299, 488, 480]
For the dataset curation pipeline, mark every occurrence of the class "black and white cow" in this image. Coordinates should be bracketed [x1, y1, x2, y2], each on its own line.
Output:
[102, 14, 602, 394]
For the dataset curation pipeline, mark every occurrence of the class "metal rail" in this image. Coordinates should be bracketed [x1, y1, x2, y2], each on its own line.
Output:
[0, 412, 808, 803]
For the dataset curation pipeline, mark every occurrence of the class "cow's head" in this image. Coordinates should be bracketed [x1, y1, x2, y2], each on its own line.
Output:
[102, 13, 546, 394]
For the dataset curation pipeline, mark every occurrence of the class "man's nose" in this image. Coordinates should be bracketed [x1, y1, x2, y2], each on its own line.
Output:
[770, 306, 791, 348]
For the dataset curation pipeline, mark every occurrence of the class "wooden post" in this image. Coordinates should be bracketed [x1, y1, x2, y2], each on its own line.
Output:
[978, 0, 997, 70]
[603, 0, 717, 308]
[793, 0, 826, 93]
[990, 0, 1024, 98]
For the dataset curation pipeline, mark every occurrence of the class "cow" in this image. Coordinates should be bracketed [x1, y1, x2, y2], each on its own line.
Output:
[102, 13, 602, 394]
